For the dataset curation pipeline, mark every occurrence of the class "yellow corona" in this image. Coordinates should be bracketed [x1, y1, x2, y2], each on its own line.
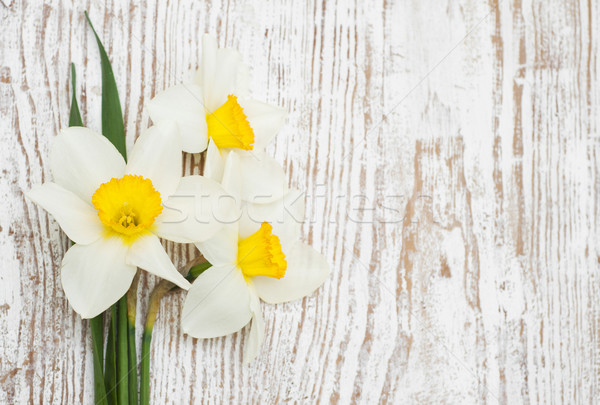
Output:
[206, 95, 255, 150]
[237, 222, 287, 280]
[92, 175, 163, 239]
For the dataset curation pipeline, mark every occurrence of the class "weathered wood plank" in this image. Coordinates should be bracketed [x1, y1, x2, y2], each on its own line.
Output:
[0, 0, 598, 403]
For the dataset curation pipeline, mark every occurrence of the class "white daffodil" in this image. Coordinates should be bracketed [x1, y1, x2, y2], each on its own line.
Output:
[25, 122, 236, 319]
[146, 34, 288, 204]
[181, 152, 329, 363]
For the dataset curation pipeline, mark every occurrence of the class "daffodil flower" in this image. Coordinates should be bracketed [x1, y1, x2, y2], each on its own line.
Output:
[181, 153, 329, 363]
[25, 122, 236, 318]
[146, 34, 288, 204]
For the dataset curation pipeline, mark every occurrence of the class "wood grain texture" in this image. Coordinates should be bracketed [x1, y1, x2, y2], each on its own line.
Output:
[1, 0, 598, 403]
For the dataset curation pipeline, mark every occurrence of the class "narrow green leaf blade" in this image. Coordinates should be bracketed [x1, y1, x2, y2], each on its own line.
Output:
[90, 316, 108, 405]
[68, 64, 83, 127]
[104, 306, 118, 405]
[70, 64, 107, 405]
[117, 296, 129, 404]
[85, 12, 131, 405]
[127, 276, 139, 405]
[84, 11, 127, 160]
[127, 317, 138, 404]
[140, 326, 152, 405]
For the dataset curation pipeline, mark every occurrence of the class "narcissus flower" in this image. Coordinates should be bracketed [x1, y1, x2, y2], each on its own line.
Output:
[25, 122, 236, 318]
[181, 153, 329, 363]
[147, 34, 288, 204]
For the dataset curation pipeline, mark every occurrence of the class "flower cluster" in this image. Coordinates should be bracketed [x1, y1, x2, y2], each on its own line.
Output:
[26, 35, 329, 364]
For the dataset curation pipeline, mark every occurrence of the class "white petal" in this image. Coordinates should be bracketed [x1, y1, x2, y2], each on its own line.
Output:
[126, 121, 182, 199]
[243, 291, 264, 364]
[25, 182, 104, 245]
[155, 175, 239, 244]
[194, 222, 239, 267]
[51, 127, 126, 202]
[196, 35, 247, 112]
[126, 234, 190, 290]
[253, 242, 329, 304]
[238, 152, 287, 204]
[146, 84, 209, 153]
[220, 151, 243, 204]
[238, 99, 286, 150]
[206, 49, 242, 112]
[239, 188, 305, 244]
[181, 264, 252, 338]
[195, 35, 217, 107]
[61, 236, 136, 318]
[204, 139, 225, 183]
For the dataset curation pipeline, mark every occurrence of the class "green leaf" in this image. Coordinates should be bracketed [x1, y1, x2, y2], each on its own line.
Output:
[117, 296, 130, 404]
[84, 11, 127, 160]
[90, 316, 108, 405]
[127, 315, 138, 404]
[127, 276, 140, 405]
[104, 306, 118, 405]
[70, 63, 107, 405]
[140, 325, 153, 405]
[68, 64, 83, 127]
[85, 13, 132, 404]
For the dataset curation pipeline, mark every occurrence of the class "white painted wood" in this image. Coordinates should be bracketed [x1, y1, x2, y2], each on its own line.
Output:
[1, 0, 598, 403]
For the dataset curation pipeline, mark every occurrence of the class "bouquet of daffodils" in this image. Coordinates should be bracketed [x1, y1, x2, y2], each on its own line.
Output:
[25, 14, 329, 404]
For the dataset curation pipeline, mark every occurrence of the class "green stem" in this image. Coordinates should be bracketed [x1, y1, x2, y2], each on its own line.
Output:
[90, 315, 108, 405]
[140, 327, 152, 405]
[104, 306, 118, 405]
[127, 272, 140, 405]
[140, 257, 208, 405]
[186, 261, 212, 282]
[117, 296, 129, 404]
[140, 280, 172, 405]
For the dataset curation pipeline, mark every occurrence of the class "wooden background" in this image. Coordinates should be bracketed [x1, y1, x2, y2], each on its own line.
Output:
[1, 0, 598, 403]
